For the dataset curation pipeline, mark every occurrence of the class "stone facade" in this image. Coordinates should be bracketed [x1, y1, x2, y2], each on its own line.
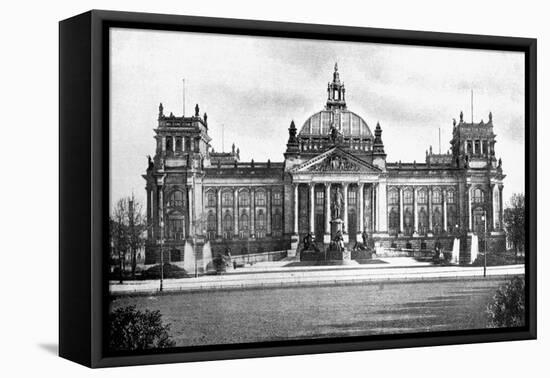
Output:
[144, 64, 506, 264]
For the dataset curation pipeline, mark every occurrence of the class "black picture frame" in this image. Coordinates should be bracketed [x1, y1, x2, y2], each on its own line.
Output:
[59, 9, 537, 368]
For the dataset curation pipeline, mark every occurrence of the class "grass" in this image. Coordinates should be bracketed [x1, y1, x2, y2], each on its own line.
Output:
[110, 277, 511, 348]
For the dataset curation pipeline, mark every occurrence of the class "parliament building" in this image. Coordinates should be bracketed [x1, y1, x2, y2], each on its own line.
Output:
[143, 64, 506, 264]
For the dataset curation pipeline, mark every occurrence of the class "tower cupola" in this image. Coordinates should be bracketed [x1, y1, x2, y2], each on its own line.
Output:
[326, 62, 347, 111]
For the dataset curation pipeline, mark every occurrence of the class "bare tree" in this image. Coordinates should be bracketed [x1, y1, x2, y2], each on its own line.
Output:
[128, 193, 146, 278]
[110, 195, 146, 281]
[503, 193, 525, 263]
[111, 198, 129, 283]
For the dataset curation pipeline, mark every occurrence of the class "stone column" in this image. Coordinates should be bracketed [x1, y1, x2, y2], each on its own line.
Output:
[358, 183, 364, 234]
[343, 183, 349, 233]
[293, 184, 299, 234]
[499, 185, 504, 231]
[377, 181, 388, 233]
[428, 187, 433, 232]
[491, 185, 498, 230]
[325, 183, 331, 234]
[413, 187, 418, 234]
[173, 136, 176, 152]
[162, 136, 166, 152]
[399, 187, 404, 233]
[146, 186, 152, 239]
[217, 188, 222, 237]
[309, 184, 315, 233]
[250, 188, 255, 236]
[267, 188, 272, 236]
[233, 188, 238, 237]
[443, 189, 447, 232]
[187, 186, 193, 237]
[468, 185, 472, 232]
[372, 184, 376, 232]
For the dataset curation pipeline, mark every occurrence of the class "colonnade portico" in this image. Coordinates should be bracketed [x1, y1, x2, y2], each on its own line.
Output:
[292, 180, 383, 243]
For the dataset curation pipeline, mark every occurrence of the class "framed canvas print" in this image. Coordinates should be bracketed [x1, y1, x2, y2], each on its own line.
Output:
[59, 10, 537, 368]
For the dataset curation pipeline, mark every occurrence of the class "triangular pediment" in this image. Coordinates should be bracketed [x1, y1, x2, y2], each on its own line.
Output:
[291, 148, 381, 173]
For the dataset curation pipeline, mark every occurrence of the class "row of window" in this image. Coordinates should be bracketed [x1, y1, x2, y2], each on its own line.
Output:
[466, 139, 491, 156]
[165, 189, 284, 209]
[160, 136, 200, 153]
[388, 188, 456, 206]
[388, 206, 458, 236]
[216, 190, 283, 207]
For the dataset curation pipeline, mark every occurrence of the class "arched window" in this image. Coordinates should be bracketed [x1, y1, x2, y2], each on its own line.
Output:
[404, 189, 413, 205]
[207, 211, 216, 231]
[206, 191, 216, 207]
[207, 211, 216, 240]
[239, 211, 249, 235]
[223, 211, 233, 239]
[388, 189, 398, 205]
[256, 210, 266, 238]
[418, 189, 427, 204]
[167, 216, 184, 240]
[447, 190, 455, 204]
[222, 191, 233, 207]
[255, 190, 266, 206]
[168, 190, 184, 207]
[238, 190, 250, 207]
[272, 209, 282, 232]
[256, 209, 266, 228]
[473, 188, 485, 203]
[432, 190, 442, 203]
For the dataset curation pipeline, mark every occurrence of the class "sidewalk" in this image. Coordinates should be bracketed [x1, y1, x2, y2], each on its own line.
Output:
[109, 259, 525, 295]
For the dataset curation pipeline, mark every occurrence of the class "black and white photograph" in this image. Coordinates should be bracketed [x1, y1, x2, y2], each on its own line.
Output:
[106, 26, 528, 353]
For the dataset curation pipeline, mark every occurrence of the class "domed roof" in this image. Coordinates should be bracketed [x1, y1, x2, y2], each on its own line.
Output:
[299, 109, 372, 138]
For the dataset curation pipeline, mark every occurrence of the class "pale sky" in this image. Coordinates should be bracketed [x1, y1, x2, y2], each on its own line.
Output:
[110, 28, 525, 210]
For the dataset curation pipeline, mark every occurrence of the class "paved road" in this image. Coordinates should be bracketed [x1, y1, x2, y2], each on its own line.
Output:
[110, 276, 516, 347]
[110, 263, 524, 295]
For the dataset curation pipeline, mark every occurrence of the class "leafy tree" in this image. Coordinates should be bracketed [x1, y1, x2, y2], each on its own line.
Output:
[503, 193, 525, 262]
[109, 306, 175, 351]
[486, 276, 525, 328]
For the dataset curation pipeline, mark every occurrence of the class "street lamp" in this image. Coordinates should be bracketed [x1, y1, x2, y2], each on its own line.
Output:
[160, 224, 165, 291]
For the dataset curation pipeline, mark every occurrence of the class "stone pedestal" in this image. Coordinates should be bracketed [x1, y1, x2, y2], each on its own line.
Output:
[330, 218, 344, 238]
[342, 249, 351, 261]
[290, 233, 299, 252]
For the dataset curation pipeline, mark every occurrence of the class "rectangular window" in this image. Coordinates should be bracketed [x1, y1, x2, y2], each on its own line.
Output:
[447, 191, 455, 204]
[348, 190, 357, 206]
[207, 192, 216, 207]
[272, 191, 282, 206]
[222, 192, 233, 207]
[255, 191, 266, 206]
[168, 219, 184, 240]
[315, 191, 324, 206]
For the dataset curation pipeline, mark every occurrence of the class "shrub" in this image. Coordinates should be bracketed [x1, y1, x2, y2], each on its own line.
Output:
[486, 276, 525, 328]
[140, 263, 189, 280]
[109, 305, 175, 351]
[472, 252, 524, 267]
